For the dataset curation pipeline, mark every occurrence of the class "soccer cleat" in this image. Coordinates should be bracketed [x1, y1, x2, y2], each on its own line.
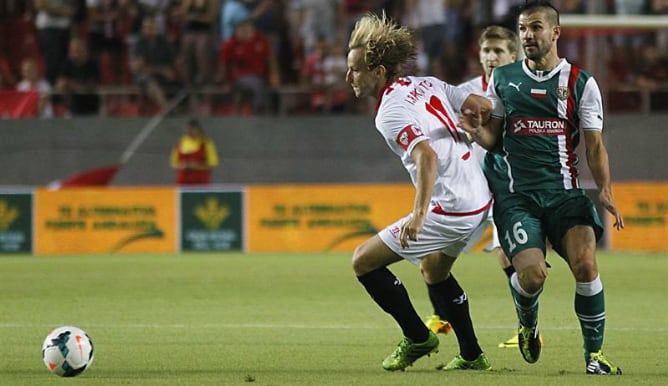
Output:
[586, 351, 622, 375]
[498, 333, 519, 348]
[381, 331, 439, 371]
[517, 323, 542, 363]
[499, 331, 544, 348]
[439, 353, 492, 371]
[424, 315, 452, 335]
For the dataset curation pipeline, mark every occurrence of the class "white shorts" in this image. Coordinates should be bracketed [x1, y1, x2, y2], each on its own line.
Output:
[378, 205, 490, 265]
[462, 207, 501, 253]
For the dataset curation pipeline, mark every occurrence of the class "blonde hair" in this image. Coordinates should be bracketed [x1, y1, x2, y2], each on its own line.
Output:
[348, 13, 416, 79]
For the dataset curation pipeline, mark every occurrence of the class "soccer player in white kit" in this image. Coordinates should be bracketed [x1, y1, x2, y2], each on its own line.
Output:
[347, 13, 493, 372]
[425, 25, 544, 349]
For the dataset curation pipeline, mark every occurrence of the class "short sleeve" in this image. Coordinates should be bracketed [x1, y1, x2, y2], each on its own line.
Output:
[376, 103, 428, 154]
[442, 81, 469, 112]
[487, 72, 505, 119]
[579, 77, 604, 131]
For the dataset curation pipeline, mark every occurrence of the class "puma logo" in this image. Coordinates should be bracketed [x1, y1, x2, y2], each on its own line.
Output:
[452, 293, 467, 305]
[509, 82, 522, 91]
[583, 323, 602, 333]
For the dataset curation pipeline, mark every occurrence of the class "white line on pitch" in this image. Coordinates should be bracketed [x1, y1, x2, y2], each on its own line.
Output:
[1, 322, 667, 332]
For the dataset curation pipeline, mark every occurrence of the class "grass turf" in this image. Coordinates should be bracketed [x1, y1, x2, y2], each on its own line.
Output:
[0, 251, 665, 385]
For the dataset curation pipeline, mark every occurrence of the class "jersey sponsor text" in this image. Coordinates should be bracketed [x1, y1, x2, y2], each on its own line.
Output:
[510, 117, 568, 136]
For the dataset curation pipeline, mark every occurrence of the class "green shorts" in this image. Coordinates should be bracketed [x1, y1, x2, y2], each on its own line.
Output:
[492, 189, 603, 260]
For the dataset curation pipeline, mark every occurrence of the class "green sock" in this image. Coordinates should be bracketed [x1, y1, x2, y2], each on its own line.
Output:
[510, 273, 541, 327]
[575, 275, 605, 360]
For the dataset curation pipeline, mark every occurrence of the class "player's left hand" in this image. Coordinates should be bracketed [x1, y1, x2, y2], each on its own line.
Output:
[599, 188, 624, 230]
[399, 215, 424, 248]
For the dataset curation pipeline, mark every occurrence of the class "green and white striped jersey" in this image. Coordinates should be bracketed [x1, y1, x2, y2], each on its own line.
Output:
[485, 58, 604, 194]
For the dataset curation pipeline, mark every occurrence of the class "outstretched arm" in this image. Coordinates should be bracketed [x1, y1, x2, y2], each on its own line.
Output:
[584, 130, 624, 230]
[458, 94, 503, 150]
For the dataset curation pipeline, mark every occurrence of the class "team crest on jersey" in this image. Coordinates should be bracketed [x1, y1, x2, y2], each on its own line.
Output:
[396, 124, 424, 150]
[399, 132, 410, 146]
[556, 87, 569, 100]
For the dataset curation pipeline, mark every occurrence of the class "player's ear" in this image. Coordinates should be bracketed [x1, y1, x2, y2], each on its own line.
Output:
[552, 25, 561, 41]
[375, 65, 387, 82]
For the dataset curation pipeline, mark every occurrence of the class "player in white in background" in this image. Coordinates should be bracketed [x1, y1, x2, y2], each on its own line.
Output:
[459, 1, 624, 375]
[425, 25, 544, 349]
[347, 13, 493, 372]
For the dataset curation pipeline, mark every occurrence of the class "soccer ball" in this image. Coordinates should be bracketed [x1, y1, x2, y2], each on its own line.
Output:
[42, 326, 94, 377]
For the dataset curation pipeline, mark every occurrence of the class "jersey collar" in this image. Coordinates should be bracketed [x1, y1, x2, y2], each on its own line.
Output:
[522, 58, 567, 82]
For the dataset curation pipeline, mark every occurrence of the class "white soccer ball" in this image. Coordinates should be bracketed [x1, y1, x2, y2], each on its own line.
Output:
[42, 326, 94, 377]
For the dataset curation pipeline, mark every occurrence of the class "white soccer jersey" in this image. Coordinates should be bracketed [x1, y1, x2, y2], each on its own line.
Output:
[458, 75, 500, 252]
[457, 75, 488, 166]
[375, 76, 492, 215]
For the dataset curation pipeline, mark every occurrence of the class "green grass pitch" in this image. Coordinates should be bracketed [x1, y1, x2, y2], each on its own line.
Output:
[0, 251, 666, 385]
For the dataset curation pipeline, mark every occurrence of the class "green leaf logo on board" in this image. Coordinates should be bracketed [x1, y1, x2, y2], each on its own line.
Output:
[0, 200, 18, 231]
[194, 197, 230, 230]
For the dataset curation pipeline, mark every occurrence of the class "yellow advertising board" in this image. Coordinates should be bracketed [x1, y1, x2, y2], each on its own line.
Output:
[247, 184, 419, 252]
[609, 182, 668, 252]
[34, 187, 177, 255]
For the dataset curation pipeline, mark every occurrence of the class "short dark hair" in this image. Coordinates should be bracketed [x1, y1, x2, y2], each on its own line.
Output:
[520, 0, 560, 26]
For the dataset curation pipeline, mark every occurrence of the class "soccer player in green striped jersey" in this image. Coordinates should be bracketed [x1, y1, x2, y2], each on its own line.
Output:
[459, 1, 624, 375]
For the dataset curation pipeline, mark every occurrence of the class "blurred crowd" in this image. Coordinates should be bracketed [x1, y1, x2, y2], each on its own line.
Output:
[0, 0, 666, 118]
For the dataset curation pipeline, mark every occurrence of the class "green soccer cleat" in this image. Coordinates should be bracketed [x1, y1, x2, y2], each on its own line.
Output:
[424, 315, 452, 335]
[498, 333, 519, 348]
[518, 323, 542, 363]
[586, 351, 622, 375]
[381, 331, 439, 371]
[439, 353, 492, 371]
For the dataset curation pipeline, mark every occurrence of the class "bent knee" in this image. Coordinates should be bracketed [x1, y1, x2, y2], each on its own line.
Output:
[570, 258, 598, 281]
[518, 264, 547, 293]
[352, 244, 374, 276]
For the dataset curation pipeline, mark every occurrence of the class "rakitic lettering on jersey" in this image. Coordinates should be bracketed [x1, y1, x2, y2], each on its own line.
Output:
[404, 79, 434, 105]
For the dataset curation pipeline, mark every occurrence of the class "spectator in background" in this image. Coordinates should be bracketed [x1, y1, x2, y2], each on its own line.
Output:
[613, 0, 653, 59]
[86, 0, 128, 84]
[554, 0, 585, 66]
[170, 118, 219, 185]
[300, 35, 328, 112]
[634, 41, 668, 90]
[220, 0, 251, 42]
[633, 41, 668, 110]
[16, 58, 53, 118]
[0, 55, 17, 89]
[131, 16, 179, 109]
[403, 0, 447, 79]
[240, 1, 296, 84]
[651, 0, 668, 57]
[120, 0, 148, 60]
[56, 37, 101, 115]
[218, 18, 279, 114]
[34, 0, 76, 85]
[321, 42, 350, 113]
[290, 0, 341, 57]
[339, 0, 375, 42]
[0, 65, 15, 92]
[174, 0, 219, 87]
